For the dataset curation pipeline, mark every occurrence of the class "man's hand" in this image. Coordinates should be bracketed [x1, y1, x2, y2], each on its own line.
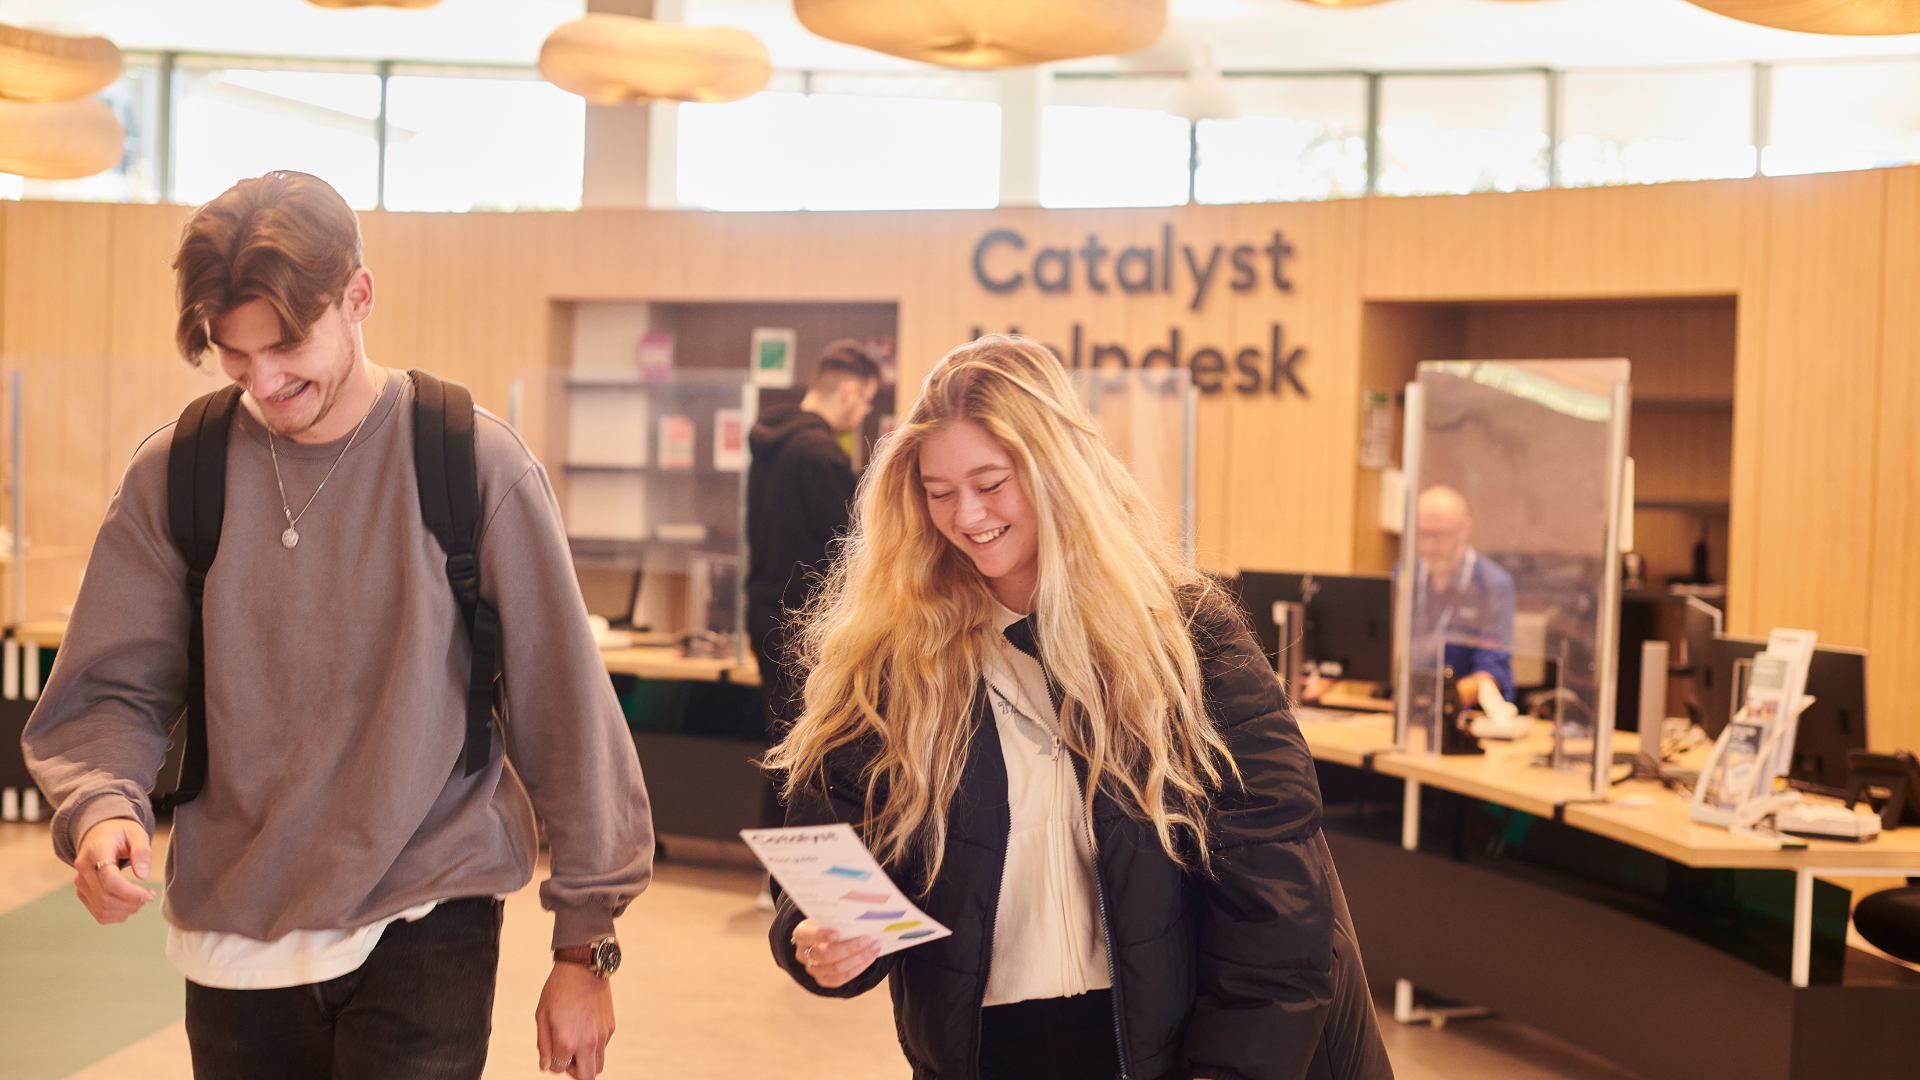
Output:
[74, 818, 155, 924]
[1455, 671, 1495, 711]
[536, 962, 614, 1078]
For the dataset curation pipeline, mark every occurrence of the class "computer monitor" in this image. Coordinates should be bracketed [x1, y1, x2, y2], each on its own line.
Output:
[576, 566, 641, 627]
[1615, 594, 1678, 732]
[1232, 571, 1394, 683]
[1680, 597, 1723, 727]
[1611, 594, 1724, 732]
[1702, 634, 1869, 797]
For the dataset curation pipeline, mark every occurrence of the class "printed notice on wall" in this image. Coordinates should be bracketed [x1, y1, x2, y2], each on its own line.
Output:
[1359, 389, 1393, 470]
[740, 823, 952, 957]
[638, 332, 675, 383]
[659, 414, 695, 469]
[713, 408, 747, 471]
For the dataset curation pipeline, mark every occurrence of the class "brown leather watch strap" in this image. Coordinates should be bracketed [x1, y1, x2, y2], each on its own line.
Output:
[553, 946, 593, 966]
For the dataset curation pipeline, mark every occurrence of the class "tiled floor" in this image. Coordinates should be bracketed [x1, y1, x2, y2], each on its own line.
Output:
[0, 821, 1648, 1080]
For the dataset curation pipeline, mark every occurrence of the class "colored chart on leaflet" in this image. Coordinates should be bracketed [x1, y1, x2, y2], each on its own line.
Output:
[740, 823, 954, 957]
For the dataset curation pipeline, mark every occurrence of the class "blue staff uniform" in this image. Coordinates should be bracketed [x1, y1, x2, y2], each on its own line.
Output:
[1411, 547, 1516, 702]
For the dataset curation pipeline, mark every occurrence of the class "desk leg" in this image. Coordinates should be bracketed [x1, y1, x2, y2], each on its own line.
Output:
[1791, 867, 1813, 988]
[1402, 778, 1420, 852]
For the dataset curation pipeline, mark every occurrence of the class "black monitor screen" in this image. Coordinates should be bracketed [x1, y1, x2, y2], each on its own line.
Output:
[1232, 571, 1394, 684]
[1702, 635, 1868, 797]
[576, 566, 640, 626]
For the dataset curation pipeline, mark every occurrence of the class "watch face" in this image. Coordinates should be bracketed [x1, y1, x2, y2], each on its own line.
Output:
[590, 938, 621, 977]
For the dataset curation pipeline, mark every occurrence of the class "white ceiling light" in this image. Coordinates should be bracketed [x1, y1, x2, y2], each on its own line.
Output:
[1683, 0, 1920, 33]
[0, 95, 124, 178]
[794, 0, 1167, 69]
[0, 22, 122, 103]
[540, 14, 772, 104]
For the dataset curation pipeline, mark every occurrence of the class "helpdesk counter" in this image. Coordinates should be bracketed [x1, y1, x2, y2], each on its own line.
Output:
[599, 647, 770, 848]
[1300, 710, 1920, 1080]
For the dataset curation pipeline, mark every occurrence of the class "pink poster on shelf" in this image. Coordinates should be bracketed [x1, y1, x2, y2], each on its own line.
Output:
[659, 414, 695, 469]
[638, 332, 675, 383]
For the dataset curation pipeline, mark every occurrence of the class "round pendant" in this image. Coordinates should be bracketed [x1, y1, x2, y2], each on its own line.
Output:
[281, 527, 300, 549]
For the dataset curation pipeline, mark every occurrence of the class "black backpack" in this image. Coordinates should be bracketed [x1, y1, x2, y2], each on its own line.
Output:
[152, 370, 501, 812]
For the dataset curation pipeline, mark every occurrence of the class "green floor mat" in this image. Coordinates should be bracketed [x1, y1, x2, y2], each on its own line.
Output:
[0, 880, 179, 1079]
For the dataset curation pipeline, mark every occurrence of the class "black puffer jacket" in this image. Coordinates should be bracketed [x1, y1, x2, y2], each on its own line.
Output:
[769, 603, 1391, 1080]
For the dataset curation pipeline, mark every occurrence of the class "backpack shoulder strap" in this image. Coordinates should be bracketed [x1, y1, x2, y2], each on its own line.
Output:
[155, 384, 244, 813]
[410, 370, 499, 777]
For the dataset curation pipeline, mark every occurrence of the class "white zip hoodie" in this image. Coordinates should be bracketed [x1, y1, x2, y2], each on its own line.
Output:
[980, 603, 1112, 1007]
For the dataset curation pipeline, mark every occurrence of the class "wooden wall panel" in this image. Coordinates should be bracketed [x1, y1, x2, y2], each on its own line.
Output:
[1361, 180, 1747, 301]
[1871, 168, 1920, 752]
[1726, 178, 1772, 642]
[1536, 180, 1747, 297]
[2, 203, 115, 619]
[409, 211, 549, 415]
[1361, 189, 1553, 299]
[104, 204, 218, 491]
[1215, 198, 1364, 576]
[1460, 298, 1736, 399]
[1737, 170, 1886, 650]
[358, 209, 426, 376]
[1632, 408, 1733, 504]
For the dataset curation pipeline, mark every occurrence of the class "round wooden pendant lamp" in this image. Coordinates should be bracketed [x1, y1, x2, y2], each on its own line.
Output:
[304, 1, 445, 8]
[793, 0, 1166, 69]
[1683, 0, 1920, 33]
[539, 15, 771, 104]
[0, 96, 125, 178]
[0, 23, 123, 104]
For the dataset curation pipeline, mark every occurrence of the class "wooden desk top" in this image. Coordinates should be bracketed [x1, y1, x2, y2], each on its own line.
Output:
[0, 619, 770, 686]
[1293, 708, 1396, 769]
[599, 647, 761, 686]
[1297, 714, 1920, 872]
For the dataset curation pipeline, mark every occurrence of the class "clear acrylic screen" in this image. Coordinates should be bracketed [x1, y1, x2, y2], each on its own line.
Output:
[1403, 360, 1627, 756]
[1071, 367, 1194, 555]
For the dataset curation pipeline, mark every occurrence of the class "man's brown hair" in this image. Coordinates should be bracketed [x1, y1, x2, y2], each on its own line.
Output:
[172, 171, 363, 366]
[809, 339, 881, 393]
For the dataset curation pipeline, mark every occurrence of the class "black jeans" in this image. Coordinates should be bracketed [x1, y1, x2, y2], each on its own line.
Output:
[979, 990, 1121, 1080]
[184, 896, 502, 1080]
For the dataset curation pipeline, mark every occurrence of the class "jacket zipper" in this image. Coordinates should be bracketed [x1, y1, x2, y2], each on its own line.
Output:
[1030, 648, 1132, 1080]
[1083, 766, 1131, 1080]
[972, 701, 1008, 1080]
[972, 810, 1007, 1080]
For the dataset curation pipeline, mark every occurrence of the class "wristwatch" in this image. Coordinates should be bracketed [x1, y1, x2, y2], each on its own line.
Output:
[553, 936, 621, 978]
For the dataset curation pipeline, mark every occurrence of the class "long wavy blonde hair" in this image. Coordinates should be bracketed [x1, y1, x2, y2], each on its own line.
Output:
[765, 335, 1239, 883]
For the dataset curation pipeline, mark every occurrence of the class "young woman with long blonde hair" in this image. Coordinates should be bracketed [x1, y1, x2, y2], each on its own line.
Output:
[764, 336, 1390, 1080]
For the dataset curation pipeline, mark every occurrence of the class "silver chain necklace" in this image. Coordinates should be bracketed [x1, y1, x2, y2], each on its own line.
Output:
[266, 382, 382, 549]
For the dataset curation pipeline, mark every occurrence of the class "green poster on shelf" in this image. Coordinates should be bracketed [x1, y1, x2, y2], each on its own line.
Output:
[751, 327, 796, 388]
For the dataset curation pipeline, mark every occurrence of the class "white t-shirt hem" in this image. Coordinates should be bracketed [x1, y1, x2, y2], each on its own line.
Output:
[167, 900, 442, 991]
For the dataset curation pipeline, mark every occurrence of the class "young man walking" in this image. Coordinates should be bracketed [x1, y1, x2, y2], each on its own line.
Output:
[744, 341, 881, 733]
[24, 171, 652, 1079]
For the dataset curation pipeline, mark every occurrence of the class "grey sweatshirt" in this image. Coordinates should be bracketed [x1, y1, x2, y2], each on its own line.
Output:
[23, 370, 653, 949]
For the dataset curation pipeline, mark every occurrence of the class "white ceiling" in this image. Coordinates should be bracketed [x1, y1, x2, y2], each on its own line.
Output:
[3, 0, 1919, 70]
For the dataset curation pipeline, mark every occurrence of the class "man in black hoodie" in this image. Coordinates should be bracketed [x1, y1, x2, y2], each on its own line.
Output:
[747, 340, 881, 739]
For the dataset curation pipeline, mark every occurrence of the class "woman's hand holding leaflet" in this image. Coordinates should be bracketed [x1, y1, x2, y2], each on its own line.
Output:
[791, 919, 881, 988]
